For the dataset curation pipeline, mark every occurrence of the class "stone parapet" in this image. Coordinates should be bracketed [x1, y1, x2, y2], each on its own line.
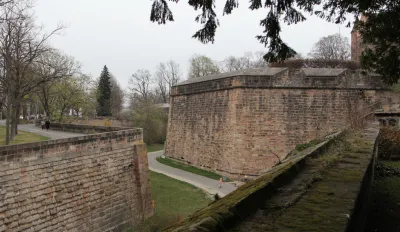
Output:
[172, 68, 387, 96]
[0, 125, 152, 232]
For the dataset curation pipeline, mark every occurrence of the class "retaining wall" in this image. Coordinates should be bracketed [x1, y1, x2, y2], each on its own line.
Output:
[0, 126, 152, 232]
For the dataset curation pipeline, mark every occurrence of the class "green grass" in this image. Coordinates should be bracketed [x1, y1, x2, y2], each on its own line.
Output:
[381, 160, 400, 170]
[131, 171, 211, 232]
[156, 156, 229, 181]
[0, 125, 49, 145]
[365, 161, 400, 231]
[147, 143, 165, 152]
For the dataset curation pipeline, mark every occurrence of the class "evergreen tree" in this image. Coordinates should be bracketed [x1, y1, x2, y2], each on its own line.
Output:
[97, 65, 112, 116]
[150, 0, 400, 84]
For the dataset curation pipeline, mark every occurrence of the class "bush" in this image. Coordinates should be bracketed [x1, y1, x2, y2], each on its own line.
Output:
[132, 103, 168, 145]
[378, 128, 400, 160]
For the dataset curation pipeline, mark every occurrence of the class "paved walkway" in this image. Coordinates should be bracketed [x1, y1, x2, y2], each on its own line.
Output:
[0, 121, 82, 139]
[0, 120, 237, 196]
[148, 151, 237, 197]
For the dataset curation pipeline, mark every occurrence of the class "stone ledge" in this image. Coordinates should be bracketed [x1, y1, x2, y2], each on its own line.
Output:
[1, 123, 143, 155]
[164, 131, 343, 232]
[172, 69, 388, 96]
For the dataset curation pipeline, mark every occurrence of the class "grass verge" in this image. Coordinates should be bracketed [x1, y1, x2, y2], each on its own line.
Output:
[147, 143, 164, 153]
[0, 125, 49, 145]
[156, 156, 229, 181]
[131, 171, 211, 232]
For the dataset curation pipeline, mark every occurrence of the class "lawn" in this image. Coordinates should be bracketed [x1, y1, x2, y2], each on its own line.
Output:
[156, 156, 229, 181]
[0, 126, 49, 145]
[132, 171, 211, 232]
[147, 143, 164, 153]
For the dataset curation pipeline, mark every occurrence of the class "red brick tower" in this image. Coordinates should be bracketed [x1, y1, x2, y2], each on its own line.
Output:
[351, 15, 368, 61]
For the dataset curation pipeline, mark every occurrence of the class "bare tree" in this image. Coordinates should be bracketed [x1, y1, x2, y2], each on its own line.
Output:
[219, 52, 268, 72]
[35, 50, 80, 119]
[110, 75, 124, 116]
[220, 55, 250, 72]
[308, 34, 351, 60]
[129, 69, 152, 104]
[0, 1, 65, 144]
[188, 54, 220, 79]
[155, 60, 181, 103]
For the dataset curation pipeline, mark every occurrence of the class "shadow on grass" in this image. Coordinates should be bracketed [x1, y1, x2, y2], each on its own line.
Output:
[156, 156, 229, 181]
[130, 171, 211, 232]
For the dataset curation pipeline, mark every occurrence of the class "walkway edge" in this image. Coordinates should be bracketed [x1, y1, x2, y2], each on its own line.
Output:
[149, 166, 226, 197]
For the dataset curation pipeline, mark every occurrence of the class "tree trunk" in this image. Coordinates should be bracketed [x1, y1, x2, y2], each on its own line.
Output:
[10, 107, 15, 141]
[5, 104, 10, 145]
[14, 102, 20, 135]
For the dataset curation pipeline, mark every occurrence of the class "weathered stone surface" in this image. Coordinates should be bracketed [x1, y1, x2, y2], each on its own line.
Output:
[0, 125, 152, 232]
[166, 68, 399, 178]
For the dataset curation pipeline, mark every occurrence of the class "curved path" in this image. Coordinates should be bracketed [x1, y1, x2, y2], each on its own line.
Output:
[148, 151, 237, 197]
[0, 121, 237, 196]
[0, 121, 82, 139]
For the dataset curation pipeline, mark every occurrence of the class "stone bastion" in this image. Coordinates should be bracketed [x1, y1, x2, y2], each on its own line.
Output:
[0, 124, 152, 232]
[165, 67, 399, 179]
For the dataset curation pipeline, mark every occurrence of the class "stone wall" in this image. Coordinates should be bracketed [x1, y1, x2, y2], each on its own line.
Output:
[166, 68, 396, 178]
[49, 123, 131, 134]
[0, 127, 152, 231]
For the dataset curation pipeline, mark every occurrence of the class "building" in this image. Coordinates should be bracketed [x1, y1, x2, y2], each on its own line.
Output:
[351, 15, 368, 61]
[165, 68, 398, 179]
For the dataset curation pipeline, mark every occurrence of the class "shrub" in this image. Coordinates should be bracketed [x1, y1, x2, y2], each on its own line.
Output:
[378, 128, 400, 160]
[132, 103, 168, 145]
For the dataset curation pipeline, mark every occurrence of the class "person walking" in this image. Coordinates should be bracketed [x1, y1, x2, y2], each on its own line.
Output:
[219, 177, 223, 188]
[41, 120, 45, 130]
[45, 119, 50, 130]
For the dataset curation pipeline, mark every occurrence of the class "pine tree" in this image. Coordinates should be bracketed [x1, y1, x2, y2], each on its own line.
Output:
[150, 0, 400, 84]
[97, 65, 112, 116]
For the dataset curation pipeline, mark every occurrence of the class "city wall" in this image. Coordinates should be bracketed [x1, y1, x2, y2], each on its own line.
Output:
[0, 125, 152, 232]
[166, 68, 397, 178]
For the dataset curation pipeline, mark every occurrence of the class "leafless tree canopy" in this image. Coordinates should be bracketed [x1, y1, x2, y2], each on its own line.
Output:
[188, 54, 220, 79]
[308, 34, 351, 60]
[0, 0, 82, 144]
[110, 75, 124, 116]
[155, 60, 181, 103]
[219, 51, 268, 72]
[129, 69, 152, 103]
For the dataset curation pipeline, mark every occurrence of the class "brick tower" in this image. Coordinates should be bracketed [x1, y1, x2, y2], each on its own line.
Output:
[351, 14, 368, 61]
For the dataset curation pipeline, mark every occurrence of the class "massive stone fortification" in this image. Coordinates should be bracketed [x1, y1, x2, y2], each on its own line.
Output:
[0, 124, 152, 232]
[166, 67, 397, 178]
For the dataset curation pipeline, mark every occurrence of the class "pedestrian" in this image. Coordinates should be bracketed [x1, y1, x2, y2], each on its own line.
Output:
[244, 174, 248, 183]
[41, 120, 45, 130]
[219, 177, 222, 188]
[45, 119, 50, 130]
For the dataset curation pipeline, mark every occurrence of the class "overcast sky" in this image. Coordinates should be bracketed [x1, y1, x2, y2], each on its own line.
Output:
[35, 0, 352, 87]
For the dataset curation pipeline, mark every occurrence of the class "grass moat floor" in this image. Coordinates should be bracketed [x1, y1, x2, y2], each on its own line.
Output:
[131, 171, 212, 232]
[156, 156, 229, 181]
[365, 159, 400, 232]
[0, 125, 49, 145]
[147, 143, 165, 153]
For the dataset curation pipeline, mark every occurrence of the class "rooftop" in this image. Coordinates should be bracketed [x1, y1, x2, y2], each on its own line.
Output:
[176, 67, 288, 86]
[175, 68, 367, 86]
[302, 68, 347, 77]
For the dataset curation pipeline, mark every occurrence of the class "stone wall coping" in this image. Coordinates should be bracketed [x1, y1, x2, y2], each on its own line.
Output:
[302, 68, 347, 77]
[165, 131, 343, 231]
[0, 127, 143, 153]
[176, 67, 288, 86]
[171, 70, 388, 96]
